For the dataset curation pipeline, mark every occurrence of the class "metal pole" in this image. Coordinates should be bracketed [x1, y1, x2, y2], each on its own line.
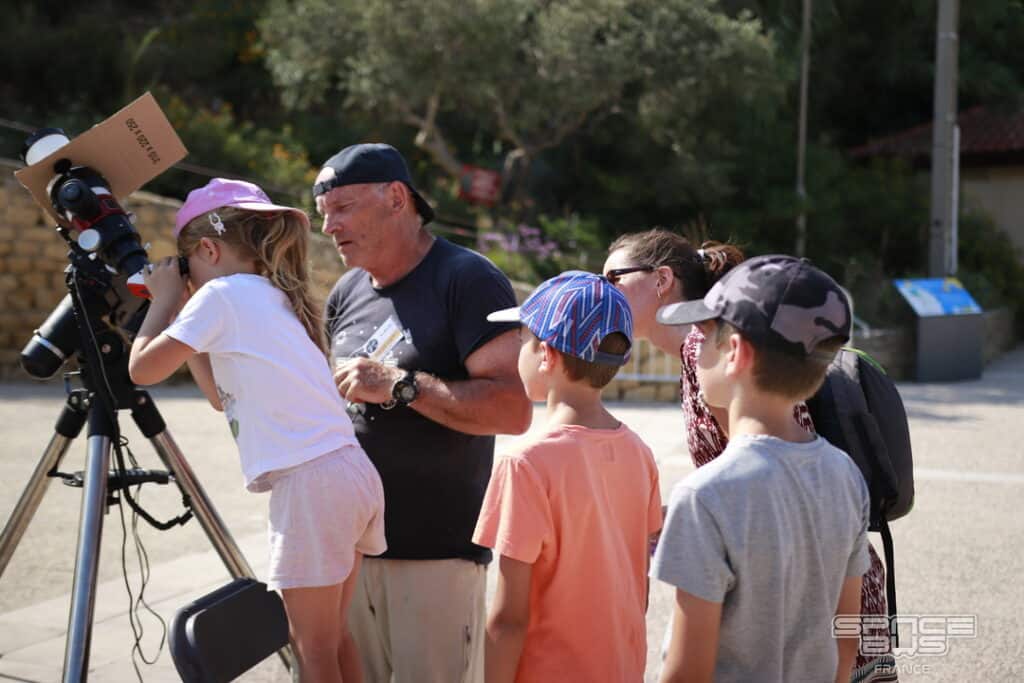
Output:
[149, 431, 256, 578]
[0, 434, 73, 576]
[0, 396, 88, 578]
[64, 430, 112, 682]
[795, 0, 812, 257]
[949, 124, 960, 275]
[929, 0, 959, 276]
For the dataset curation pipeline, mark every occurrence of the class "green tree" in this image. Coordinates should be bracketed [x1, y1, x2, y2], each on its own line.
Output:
[0, 0, 312, 200]
[260, 0, 778, 202]
[718, 0, 1024, 147]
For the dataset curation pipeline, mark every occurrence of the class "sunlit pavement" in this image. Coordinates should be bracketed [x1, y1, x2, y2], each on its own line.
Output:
[2, 347, 1022, 681]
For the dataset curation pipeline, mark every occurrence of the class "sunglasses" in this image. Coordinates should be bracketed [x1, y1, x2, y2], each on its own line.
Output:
[604, 265, 654, 285]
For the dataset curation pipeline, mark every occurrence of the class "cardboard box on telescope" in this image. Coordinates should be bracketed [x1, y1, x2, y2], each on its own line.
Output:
[15, 92, 188, 226]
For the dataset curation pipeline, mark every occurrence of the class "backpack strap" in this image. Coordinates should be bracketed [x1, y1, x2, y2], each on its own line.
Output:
[878, 516, 898, 648]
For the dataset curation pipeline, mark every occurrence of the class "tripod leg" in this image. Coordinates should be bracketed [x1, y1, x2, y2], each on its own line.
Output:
[0, 395, 88, 579]
[151, 430, 257, 576]
[64, 406, 115, 682]
[132, 391, 257, 577]
[132, 391, 297, 674]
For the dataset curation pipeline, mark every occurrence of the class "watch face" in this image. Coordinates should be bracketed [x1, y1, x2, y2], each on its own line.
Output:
[397, 383, 417, 403]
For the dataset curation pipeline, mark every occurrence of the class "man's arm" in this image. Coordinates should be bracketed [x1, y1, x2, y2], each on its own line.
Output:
[334, 329, 531, 435]
[834, 575, 863, 683]
[660, 589, 722, 683]
[485, 554, 532, 683]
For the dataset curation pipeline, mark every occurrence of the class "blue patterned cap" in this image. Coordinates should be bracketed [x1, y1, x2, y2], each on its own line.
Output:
[488, 271, 633, 366]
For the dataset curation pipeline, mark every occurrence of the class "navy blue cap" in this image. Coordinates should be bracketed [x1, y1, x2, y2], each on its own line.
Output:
[314, 143, 434, 224]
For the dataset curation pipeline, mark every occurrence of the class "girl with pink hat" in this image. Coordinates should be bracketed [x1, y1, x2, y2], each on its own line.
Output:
[129, 178, 386, 681]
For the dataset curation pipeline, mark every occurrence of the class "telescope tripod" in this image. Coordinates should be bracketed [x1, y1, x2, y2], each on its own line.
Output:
[0, 328, 295, 681]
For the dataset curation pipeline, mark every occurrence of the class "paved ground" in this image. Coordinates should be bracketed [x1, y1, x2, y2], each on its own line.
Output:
[1, 347, 1023, 681]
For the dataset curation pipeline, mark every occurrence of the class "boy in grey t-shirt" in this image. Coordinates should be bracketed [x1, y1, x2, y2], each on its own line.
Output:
[652, 255, 870, 683]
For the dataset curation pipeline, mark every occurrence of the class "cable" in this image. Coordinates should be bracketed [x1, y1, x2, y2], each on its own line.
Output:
[115, 481, 142, 683]
[125, 468, 167, 676]
[69, 268, 190, 677]
[114, 471, 166, 682]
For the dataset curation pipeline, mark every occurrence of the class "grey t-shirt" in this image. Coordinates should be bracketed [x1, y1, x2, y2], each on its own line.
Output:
[651, 434, 870, 682]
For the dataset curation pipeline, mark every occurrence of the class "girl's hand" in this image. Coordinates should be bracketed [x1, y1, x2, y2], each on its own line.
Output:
[168, 282, 192, 321]
[143, 257, 185, 304]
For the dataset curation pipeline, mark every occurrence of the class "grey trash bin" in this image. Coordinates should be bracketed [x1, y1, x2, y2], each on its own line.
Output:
[894, 278, 983, 382]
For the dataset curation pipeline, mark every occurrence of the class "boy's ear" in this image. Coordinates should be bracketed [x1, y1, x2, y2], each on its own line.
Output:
[724, 331, 756, 377]
[538, 341, 558, 373]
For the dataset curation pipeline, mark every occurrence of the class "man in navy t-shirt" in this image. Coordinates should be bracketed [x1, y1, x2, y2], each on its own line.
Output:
[313, 143, 531, 683]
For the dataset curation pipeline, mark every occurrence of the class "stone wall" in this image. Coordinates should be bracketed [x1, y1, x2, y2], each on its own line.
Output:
[983, 306, 1017, 361]
[0, 158, 344, 380]
[853, 327, 914, 380]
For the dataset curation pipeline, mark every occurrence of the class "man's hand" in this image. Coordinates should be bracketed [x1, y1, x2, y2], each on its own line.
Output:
[334, 357, 403, 404]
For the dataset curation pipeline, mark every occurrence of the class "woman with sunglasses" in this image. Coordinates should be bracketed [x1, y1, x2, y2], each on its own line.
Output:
[602, 228, 896, 682]
[603, 230, 743, 460]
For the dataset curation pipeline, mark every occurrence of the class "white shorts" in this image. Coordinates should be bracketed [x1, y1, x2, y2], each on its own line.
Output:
[265, 446, 386, 590]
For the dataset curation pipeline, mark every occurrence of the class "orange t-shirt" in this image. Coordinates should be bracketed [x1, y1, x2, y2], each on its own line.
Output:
[473, 424, 662, 683]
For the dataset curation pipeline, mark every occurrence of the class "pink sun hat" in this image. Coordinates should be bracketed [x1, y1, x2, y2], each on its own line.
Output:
[174, 178, 310, 237]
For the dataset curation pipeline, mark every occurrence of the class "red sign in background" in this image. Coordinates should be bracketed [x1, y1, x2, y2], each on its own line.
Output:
[458, 164, 502, 206]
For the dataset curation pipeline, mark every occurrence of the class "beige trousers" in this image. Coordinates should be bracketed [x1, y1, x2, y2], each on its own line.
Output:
[348, 557, 486, 683]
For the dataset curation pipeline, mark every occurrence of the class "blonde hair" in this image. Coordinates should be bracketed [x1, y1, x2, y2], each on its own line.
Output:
[177, 206, 325, 354]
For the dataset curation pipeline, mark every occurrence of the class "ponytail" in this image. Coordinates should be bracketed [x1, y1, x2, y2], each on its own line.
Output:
[696, 240, 745, 295]
[253, 215, 326, 355]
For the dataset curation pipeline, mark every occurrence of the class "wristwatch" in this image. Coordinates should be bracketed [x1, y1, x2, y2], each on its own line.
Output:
[391, 369, 419, 406]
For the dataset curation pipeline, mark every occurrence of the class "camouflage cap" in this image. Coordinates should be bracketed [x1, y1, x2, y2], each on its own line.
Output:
[656, 255, 851, 356]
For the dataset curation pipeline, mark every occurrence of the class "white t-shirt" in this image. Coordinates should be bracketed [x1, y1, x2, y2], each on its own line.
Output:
[165, 273, 359, 489]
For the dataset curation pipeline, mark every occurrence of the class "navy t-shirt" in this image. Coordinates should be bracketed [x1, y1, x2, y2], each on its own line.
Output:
[325, 238, 518, 563]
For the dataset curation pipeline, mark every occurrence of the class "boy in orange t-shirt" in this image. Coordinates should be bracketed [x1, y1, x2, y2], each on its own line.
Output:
[473, 271, 662, 683]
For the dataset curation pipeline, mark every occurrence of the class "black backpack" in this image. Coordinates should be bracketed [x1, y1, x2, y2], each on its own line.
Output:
[805, 347, 914, 639]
